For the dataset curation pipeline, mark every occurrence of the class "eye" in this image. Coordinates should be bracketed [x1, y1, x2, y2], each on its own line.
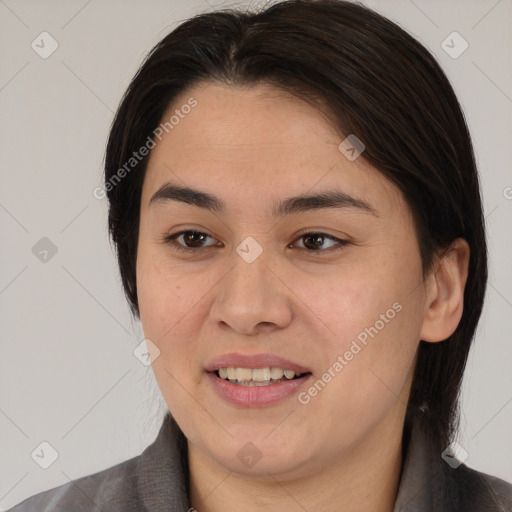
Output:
[291, 232, 348, 252]
[163, 230, 348, 254]
[164, 230, 221, 252]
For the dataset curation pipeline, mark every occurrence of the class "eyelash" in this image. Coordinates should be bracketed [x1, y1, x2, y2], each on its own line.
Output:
[162, 230, 349, 254]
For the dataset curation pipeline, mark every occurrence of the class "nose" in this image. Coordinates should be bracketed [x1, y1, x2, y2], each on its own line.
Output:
[209, 248, 294, 336]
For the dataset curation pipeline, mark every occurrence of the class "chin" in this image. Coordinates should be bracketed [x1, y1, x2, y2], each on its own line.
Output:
[204, 429, 311, 475]
[213, 445, 311, 478]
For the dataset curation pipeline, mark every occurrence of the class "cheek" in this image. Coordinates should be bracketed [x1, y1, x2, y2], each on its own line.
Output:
[136, 261, 207, 416]
[136, 251, 224, 390]
[302, 252, 424, 416]
[136, 248, 204, 340]
[303, 263, 405, 347]
[316, 286, 422, 413]
[297, 301, 422, 456]
[136, 254, 191, 385]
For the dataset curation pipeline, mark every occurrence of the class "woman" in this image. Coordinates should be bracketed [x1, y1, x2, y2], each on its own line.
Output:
[8, 0, 512, 510]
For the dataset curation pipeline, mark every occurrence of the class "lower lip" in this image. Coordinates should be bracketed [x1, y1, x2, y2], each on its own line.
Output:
[206, 372, 312, 407]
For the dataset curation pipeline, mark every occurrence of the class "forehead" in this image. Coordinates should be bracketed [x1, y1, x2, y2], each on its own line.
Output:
[151, 82, 339, 159]
[142, 82, 406, 219]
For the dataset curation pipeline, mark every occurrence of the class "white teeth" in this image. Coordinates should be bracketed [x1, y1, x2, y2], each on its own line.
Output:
[270, 367, 284, 379]
[216, 366, 304, 384]
[252, 368, 271, 382]
[236, 368, 253, 381]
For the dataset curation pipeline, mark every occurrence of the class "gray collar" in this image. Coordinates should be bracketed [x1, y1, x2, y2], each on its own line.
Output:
[393, 420, 438, 511]
[137, 413, 189, 511]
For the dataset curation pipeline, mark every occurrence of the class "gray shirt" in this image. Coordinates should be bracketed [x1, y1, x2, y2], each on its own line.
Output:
[7, 412, 512, 511]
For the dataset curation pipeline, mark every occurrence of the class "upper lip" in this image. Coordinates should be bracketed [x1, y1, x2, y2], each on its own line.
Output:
[205, 353, 311, 374]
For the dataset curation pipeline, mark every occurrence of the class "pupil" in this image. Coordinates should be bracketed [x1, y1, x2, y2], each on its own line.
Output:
[185, 231, 205, 247]
[304, 233, 323, 250]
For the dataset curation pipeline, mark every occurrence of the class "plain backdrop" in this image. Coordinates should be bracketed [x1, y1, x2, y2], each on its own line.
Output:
[1, 0, 511, 509]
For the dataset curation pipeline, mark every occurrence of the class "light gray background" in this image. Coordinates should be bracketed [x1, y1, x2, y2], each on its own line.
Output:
[1, 0, 511, 509]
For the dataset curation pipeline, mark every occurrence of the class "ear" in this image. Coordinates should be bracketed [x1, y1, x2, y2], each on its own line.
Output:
[420, 238, 470, 343]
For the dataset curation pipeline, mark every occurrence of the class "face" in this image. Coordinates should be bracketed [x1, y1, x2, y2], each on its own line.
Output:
[136, 82, 428, 479]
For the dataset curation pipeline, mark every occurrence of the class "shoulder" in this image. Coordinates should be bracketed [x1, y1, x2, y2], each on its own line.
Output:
[6, 454, 144, 512]
[6, 412, 190, 512]
[448, 463, 512, 512]
[396, 421, 512, 512]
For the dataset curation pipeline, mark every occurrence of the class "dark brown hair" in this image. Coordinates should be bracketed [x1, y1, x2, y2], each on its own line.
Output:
[104, 0, 487, 479]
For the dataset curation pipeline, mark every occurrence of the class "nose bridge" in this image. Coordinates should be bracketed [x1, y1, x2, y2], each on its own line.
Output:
[225, 241, 273, 306]
[210, 239, 293, 334]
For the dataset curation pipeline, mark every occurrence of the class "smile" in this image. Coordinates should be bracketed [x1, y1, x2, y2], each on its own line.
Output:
[215, 367, 306, 386]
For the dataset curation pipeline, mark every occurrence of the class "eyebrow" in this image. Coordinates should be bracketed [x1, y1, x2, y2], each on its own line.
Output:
[149, 182, 378, 217]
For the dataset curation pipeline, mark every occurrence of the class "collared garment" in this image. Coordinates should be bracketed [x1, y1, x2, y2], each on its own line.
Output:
[7, 412, 512, 511]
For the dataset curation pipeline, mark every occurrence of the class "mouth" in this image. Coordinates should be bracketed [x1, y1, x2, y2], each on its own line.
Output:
[212, 367, 311, 386]
[205, 354, 312, 407]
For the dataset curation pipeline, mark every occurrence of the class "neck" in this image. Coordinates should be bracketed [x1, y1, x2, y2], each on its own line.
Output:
[188, 415, 405, 512]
